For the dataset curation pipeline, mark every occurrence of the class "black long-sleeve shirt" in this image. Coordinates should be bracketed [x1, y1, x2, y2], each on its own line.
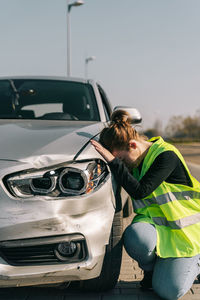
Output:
[108, 151, 192, 200]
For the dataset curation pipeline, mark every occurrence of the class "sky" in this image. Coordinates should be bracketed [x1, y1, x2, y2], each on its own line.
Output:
[0, 0, 200, 130]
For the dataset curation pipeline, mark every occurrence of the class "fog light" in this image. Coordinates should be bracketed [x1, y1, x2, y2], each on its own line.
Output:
[57, 242, 77, 257]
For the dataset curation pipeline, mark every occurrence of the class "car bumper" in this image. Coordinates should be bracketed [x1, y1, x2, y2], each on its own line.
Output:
[0, 252, 105, 288]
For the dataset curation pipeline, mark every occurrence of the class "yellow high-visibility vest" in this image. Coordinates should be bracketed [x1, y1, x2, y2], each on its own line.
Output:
[132, 136, 200, 258]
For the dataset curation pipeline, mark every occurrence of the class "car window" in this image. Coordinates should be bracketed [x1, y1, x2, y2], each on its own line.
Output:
[0, 80, 100, 121]
[21, 103, 63, 118]
[97, 84, 112, 121]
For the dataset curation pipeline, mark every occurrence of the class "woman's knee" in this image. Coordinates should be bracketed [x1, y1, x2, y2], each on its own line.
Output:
[123, 222, 157, 266]
[153, 279, 185, 300]
[152, 255, 200, 300]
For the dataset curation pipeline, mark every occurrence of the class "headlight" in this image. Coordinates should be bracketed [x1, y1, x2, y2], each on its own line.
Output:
[5, 159, 108, 198]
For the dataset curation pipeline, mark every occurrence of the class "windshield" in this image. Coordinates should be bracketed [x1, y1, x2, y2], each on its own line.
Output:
[0, 79, 100, 121]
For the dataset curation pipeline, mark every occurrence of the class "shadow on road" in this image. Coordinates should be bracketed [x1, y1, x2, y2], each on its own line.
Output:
[0, 280, 163, 300]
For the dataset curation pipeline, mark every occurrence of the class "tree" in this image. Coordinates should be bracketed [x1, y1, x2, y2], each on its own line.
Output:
[165, 115, 184, 138]
[143, 118, 163, 139]
[165, 112, 200, 140]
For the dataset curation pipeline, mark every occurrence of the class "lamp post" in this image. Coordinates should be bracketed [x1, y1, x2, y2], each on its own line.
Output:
[85, 56, 96, 78]
[67, 0, 84, 77]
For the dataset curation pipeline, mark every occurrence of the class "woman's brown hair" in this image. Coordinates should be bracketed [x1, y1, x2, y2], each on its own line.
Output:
[99, 110, 140, 152]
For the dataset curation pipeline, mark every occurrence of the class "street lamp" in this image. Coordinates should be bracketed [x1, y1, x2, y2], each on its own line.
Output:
[67, 0, 84, 77]
[85, 56, 96, 78]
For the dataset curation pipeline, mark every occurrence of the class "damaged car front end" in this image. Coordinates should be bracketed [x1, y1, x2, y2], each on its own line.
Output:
[0, 159, 117, 289]
[0, 137, 119, 290]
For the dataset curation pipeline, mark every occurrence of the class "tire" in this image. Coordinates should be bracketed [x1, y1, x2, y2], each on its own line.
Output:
[123, 196, 133, 218]
[80, 210, 123, 291]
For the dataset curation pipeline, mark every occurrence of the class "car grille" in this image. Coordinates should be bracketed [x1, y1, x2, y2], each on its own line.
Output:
[0, 234, 87, 266]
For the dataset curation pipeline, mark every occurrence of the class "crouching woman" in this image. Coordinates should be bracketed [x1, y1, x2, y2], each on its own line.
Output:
[91, 110, 200, 300]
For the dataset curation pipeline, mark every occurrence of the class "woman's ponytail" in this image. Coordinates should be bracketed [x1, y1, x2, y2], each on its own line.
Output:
[99, 109, 138, 152]
[111, 110, 132, 126]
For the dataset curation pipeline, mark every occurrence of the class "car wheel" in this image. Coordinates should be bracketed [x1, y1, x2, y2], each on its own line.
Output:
[123, 196, 133, 218]
[80, 210, 123, 291]
[197, 274, 200, 283]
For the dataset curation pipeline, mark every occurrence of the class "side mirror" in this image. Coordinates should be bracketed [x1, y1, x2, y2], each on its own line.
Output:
[113, 106, 142, 124]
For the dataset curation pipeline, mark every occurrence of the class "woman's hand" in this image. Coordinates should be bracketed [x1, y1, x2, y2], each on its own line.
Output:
[90, 139, 115, 162]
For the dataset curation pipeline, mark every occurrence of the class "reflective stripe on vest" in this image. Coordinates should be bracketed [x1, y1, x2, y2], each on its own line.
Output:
[133, 190, 200, 210]
[152, 213, 200, 229]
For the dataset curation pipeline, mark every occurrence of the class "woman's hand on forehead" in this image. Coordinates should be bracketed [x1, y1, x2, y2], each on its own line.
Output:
[90, 139, 115, 162]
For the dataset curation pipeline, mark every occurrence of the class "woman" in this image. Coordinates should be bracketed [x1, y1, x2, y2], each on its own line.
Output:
[91, 110, 200, 300]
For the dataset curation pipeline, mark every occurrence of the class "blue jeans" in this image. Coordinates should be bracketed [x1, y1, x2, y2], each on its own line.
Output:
[123, 222, 200, 300]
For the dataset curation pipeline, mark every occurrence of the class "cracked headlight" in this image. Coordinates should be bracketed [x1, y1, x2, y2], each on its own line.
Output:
[5, 160, 108, 198]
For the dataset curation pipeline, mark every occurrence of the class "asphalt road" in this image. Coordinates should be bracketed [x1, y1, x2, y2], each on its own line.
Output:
[0, 145, 200, 299]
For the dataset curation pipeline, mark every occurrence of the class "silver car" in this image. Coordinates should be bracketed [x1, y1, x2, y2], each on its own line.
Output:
[0, 77, 141, 291]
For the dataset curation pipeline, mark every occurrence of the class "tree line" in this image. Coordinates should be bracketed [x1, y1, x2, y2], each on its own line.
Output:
[143, 110, 200, 142]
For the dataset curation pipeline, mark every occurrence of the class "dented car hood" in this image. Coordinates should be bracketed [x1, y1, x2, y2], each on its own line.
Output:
[0, 120, 104, 162]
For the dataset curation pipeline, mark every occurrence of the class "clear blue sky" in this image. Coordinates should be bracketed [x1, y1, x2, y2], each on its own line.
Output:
[0, 0, 200, 130]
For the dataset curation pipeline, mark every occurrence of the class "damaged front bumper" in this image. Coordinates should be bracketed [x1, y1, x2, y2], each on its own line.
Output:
[0, 233, 105, 287]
